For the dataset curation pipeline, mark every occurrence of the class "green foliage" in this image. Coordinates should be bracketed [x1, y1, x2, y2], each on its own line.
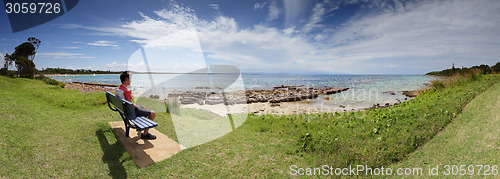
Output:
[393, 78, 500, 174]
[492, 62, 500, 73]
[40, 67, 120, 74]
[0, 67, 6, 76]
[35, 75, 65, 88]
[13, 42, 36, 57]
[430, 79, 446, 90]
[3, 37, 41, 78]
[427, 62, 498, 76]
[27, 37, 41, 61]
[14, 57, 36, 78]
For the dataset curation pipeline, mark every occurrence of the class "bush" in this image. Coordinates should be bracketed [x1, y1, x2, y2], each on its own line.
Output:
[0, 68, 7, 76]
[35, 75, 65, 88]
[430, 79, 445, 90]
[7, 70, 16, 77]
[429, 68, 484, 90]
[492, 62, 500, 73]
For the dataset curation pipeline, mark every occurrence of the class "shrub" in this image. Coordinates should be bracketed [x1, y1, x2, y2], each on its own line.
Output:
[35, 75, 65, 88]
[430, 79, 446, 90]
[491, 62, 500, 73]
[429, 68, 484, 90]
[0, 68, 7, 76]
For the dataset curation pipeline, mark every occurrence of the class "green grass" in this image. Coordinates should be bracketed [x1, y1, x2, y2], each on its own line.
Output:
[0, 74, 498, 178]
[390, 79, 500, 177]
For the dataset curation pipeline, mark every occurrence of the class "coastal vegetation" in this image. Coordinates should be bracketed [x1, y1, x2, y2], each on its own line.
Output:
[392, 76, 500, 176]
[35, 74, 65, 88]
[39, 68, 120, 75]
[0, 69, 498, 177]
[426, 62, 500, 76]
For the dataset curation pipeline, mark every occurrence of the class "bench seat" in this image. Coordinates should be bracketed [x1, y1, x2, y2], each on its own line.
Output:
[131, 116, 158, 131]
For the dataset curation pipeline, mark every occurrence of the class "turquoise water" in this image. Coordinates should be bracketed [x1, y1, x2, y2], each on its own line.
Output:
[50, 74, 435, 108]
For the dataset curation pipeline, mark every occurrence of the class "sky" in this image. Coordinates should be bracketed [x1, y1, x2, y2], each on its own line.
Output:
[0, 0, 499, 74]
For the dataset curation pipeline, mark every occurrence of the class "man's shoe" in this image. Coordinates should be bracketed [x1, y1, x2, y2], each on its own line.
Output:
[141, 133, 157, 140]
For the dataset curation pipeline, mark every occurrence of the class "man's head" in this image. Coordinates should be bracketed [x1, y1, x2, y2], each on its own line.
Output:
[120, 71, 131, 86]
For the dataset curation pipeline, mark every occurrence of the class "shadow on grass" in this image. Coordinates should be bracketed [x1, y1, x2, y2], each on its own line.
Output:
[96, 129, 127, 179]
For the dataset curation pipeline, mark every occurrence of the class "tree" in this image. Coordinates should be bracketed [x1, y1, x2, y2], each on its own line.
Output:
[492, 62, 500, 73]
[472, 64, 491, 74]
[14, 56, 36, 78]
[27, 37, 41, 61]
[2, 37, 41, 78]
[1, 53, 14, 76]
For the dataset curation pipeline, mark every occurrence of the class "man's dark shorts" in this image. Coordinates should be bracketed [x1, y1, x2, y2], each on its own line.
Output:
[135, 105, 152, 117]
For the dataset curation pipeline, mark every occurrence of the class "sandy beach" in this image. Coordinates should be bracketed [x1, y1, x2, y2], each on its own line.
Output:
[180, 101, 346, 116]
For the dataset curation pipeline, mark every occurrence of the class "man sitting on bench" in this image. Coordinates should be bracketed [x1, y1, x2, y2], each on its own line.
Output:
[117, 71, 157, 140]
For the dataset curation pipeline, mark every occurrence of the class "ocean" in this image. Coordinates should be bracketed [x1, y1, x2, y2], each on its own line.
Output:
[49, 74, 435, 108]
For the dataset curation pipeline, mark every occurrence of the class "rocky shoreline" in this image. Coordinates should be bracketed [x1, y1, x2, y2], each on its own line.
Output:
[63, 81, 117, 93]
[60, 81, 422, 115]
[168, 85, 349, 105]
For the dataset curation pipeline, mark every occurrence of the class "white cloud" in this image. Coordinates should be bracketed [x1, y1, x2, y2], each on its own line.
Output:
[325, 0, 500, 72]
[303, 2, 327, 32]
[208, 4, 219, 11]
[266, 0, 281, 22]
[37, 52, 96, 59]
[82, 0, 500, 74]
[102, 62, 128, 71]
[254, 2, 268, 10]
[87, 40, 117, 47]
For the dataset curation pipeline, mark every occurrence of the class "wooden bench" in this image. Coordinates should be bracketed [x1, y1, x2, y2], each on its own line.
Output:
[105, 91, 158, 137]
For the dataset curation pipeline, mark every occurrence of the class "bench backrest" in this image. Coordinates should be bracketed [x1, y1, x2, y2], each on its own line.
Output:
[105, 91, 136, 120]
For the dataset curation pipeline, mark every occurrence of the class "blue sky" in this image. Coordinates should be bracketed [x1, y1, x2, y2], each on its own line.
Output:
[1, 0, 499, 74]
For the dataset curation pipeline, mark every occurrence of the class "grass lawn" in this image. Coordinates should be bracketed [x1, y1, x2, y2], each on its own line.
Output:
[390, 79, 500, 177]
[0, 74, 498, 178]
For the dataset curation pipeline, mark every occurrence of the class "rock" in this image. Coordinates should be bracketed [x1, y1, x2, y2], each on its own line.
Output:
[180, 98, 196, 104]
[195, 99, 204, 105]
[402, 90, 419, 97]
[149, 94, 160, 99]
[205, 99, 223, 105]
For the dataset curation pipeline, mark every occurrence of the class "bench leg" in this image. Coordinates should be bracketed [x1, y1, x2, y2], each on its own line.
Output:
[125, 126, 130, 137]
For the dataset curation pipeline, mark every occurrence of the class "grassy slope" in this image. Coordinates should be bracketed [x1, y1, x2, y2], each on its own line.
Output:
[0, 74, 498, 178]
[0, 77, 175, 178]
[391, 81, 500, 177]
